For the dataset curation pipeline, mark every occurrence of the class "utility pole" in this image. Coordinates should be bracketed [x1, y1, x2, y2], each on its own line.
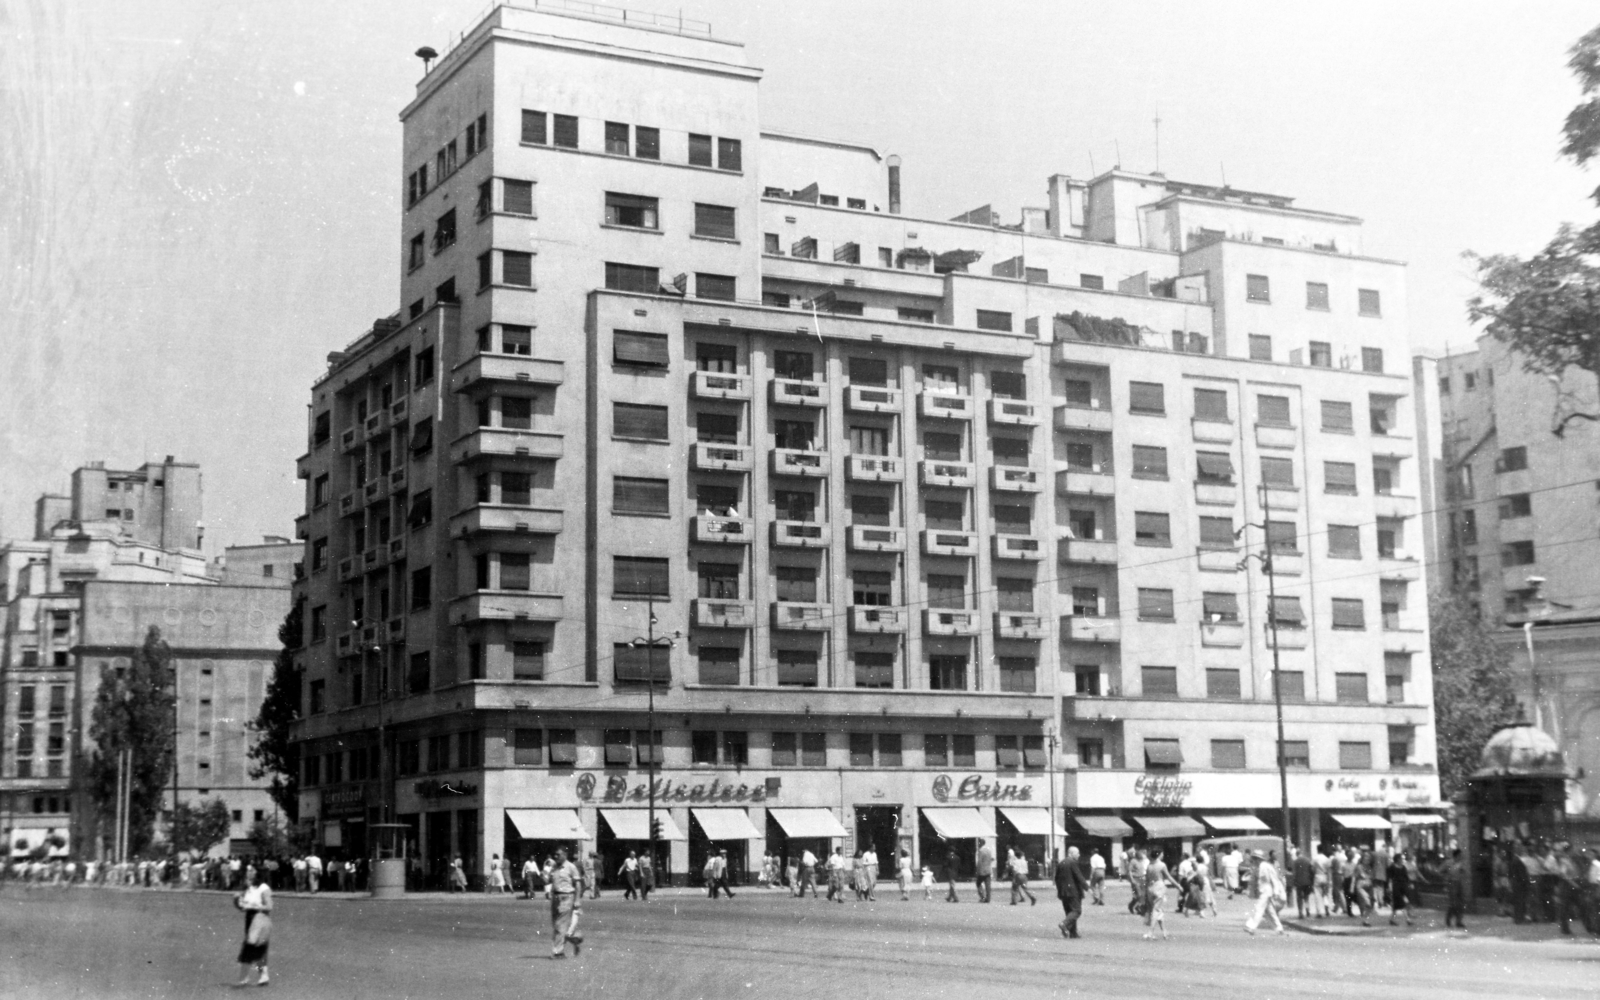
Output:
[630, 600, 678, 879]
[1239, 487, 1294, 866]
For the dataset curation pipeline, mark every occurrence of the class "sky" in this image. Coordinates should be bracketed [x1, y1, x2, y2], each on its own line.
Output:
[3, 0, 1598, 554]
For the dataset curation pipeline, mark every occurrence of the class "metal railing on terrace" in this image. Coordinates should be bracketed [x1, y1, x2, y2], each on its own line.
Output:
[445, 0, 712, 63]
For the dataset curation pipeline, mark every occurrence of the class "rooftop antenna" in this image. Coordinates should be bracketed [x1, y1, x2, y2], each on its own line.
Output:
[1153, 109, 1162, 173]
[1088, 150, 1097, 176]
[1220, 162, 1228, 188]
[415, 46, 438, 74]
[1114, 139, 1122, 170]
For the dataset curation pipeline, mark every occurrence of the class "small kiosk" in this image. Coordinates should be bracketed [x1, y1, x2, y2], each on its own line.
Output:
[1457, 719, 1572, 905]
[369, 823, 412, 899]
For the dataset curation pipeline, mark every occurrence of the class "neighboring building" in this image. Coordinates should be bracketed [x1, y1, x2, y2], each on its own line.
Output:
[0, 458, 288, 858]
[213, 536, 300, 587]
[1426, 335, 1600, 816]
[291, 3, 1438, 888]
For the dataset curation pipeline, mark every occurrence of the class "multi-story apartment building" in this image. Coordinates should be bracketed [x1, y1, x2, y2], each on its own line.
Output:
[291, 2, 1439, 887]
[0, 459, 289, 859]
[1425, 337, 1600, 817]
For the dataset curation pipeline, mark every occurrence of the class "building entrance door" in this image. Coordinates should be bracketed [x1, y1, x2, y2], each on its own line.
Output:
[425, 811, 451, 890]
[854, 805, 900, 881]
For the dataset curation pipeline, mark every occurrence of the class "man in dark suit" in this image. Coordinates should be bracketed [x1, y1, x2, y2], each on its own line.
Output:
[1055, 846, 1089, 938]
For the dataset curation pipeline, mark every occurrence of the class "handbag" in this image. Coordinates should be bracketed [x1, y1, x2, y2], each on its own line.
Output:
[246, 913, 272, 946]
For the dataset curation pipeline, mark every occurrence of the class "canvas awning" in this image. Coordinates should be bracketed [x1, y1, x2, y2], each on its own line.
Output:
[1132, 815, 1206, 839]
[921, 808, 996, 840]
[1201, 814, 1270, 832]
[1072, 815, 1134, 839]
[999, 807, 1068, 837]
[767, 808, 847, 839]
[1331, 813, 1393, 831]
[691, 808, 762, 841]
[505, 809, 590, 841]
[600, 809, 685, 841]
[1388, 813, 1447, 827]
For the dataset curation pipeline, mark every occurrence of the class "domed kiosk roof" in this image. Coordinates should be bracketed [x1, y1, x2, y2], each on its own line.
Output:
[1473, 720, 1569, 778]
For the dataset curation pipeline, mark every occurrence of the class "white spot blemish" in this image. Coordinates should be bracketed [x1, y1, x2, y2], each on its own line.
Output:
[293, 81, 306, 97]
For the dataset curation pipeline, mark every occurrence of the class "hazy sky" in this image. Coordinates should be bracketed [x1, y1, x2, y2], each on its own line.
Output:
[4, 0, 1598, 552]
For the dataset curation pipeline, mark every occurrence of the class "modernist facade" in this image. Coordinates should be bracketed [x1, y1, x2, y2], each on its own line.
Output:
[0, 459, 289, 858]
[291, 4, 1439, 886]
[1427, 336, 1600, 817]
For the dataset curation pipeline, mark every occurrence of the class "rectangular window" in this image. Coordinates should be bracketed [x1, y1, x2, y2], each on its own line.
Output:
[1132, 445, 1169, 479]
[848, 357, 889, 386]
[500, 180, 534, 218]
[1202, 591, 1239, 622]
[1358, 289, 1382, 317]
[1276, 671, 1306, 703]
[846, 650, 891, 690]
[1257, 394, 1291, 426]
[613, 402, 668, 440]
[1498, 446, 1528, 472]
[1269, 595, 1304, 629]
[604, 121, 629, 155]
[1328, 525, 1361, 558]
[996, 577, 1034, 612]
[1339, 741, 1373, 770]
[604, 192, 659, 230]
[604, 262, 660, 293]
[1211, 739, 1246, 769]
[520, 110, 547, 144]
[696, 273, 736, 301]
[697, 412, 738, 443]
[1331, 598, 1366, 630]
[1196, 452, 1235, 485]
[1335, 672, 1369, 703]
[693, 730, 720, 765]
[613, 330, 670, 368]
[948, 734, 975, 768]
[975, 309, 1013, 331]
[635, 125, 660, 160]
[548, 729, 577, 765]
[989, 370, 1025, 399]
[1134, 512, 1171, 547]
[1362, 347, 1385, 373]
[990, 436, 1030, 465]
[693, 203, 737, 240]
[1309, 341, 1333, 368]
[1074, 665, 1102, 696]
[771, 732, 798, 767]
[717, 137, 742, 171]
[801, 732, 827, 766]
[614, 556, 669, 598]
[1144, 738, 1183, 770]
[998, 657, 1036, 693]
[1280, 740, 1310, 769]
[1502, 540, 1536, 566]
[994, 735, 1020, 769]
[1500, 493, 1532, 519]
[1248, 334, 1272, 361]
[777, 649, 819, 688]
[502, 251, 532, 287]
[1142, 666, 1178, 696]
[1245, 274, 1270, 303]
[697, 562, 741, 600]
[929, 655, 967, 691]
[512, 729, 544, 766]
[688, 133, 713, 167]
[1078, 739, 1105, 768]
[613, 645, 667, 686]
[1260, 456, 1295, 488]
[1198, 516, 1235, 549]
[1128, 381, 1165, 415]
[1194, 388, 1229, 422]
[1325, 461, 1357, 495]
[552, 114, 578, 149]
[992, 503, 1031, 534]
[1321, 400, 1354, 432]
[1138, 588, 1175, 620]
[697, 647, 741, 686]
[1305, 282, 1329, 310]
[1267, 519, 1299, 553]
[614, 477, 669, 515]
[849, 733, 875, 767]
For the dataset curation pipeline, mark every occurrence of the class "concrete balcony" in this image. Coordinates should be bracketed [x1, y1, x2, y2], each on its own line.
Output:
[1062, 615, 1121, 643]
[1379, 554, 1423, 582]
[848, 525, 906, 552]
[692, 599, 757, 629]
[340, 426, 363, 453]
[922, 530, 978, 558]
[850, 606, 908, 633]
[691, 370, 751, 401]
[450, 592, 564, 624]
[1194, 481, 1238, 506]
[364, 546, 385, 570]
[337, 557, 360, 582]
[772, 448, 828, 477]
[920, 460, 975, 489]
[364, 409, 389, 436]
[1266, 626, 1308, 650]
[1268, 551, 1304, 576]
[919, 390, 974, 421]
[1382, 628, 1425, 653]
[1056, 467, 1114, 496]
[923, 608, 981, 636]
[1371, 435, 1413, 460]
[771, 378, 827, 408]
[1060, 537, 1117, 564]
[1054, 404, 1113, 433]
[1263, 487, 1300, 511]
[387, 535, 406, 561]
[846, 384, 902, 413]
[771, 520, 831, 548]
[390, 397, 409, 422]
[450, 505, 565, 537]
[389, 466, 407, 491]
[988, 399, 1040, 426]
[772, 602, 832, 631]
[364, 477, 388, 504]
[1200, 621, 1246, 647]
[339, 490, 359, 517]
[294, 514, 309, 541]
[994, 612, 1049, 640]
[386, 616, 405, 641]
[994, 535, 1045, 561]
[455, 355, 566, 394]
[450, 428, 565, 464]
[1196, 547, 1241, 572]
[1191, 419, 1235, 444]
[690, 441, 752, 472]
[1371, 494, 1416, 521]
[335, 631, 356, 657]
[990, 466, 1043, 492]
[692, 515, 754, 544]
[1255, 424, 1297, 450]
[846, 455, 904, 482]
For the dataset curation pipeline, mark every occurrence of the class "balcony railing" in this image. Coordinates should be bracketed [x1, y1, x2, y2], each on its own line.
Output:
[994, 535, 1044, 561]
[995, 612, 1048, 640]
[692, 599, 757, 629]
[1056, 466, 1114, 495]
[771, 520, 830, 548]
[365, 478, 388, 504]
[337, 557, 360, 582]
[923, 608, 980, 635]
[850, 606, 907, 633]
[691, 370, 751, 400]
[1054, 404, 1113, 433]
[1060, 538, 1117, 564]
[340, 426, 363, 452]
[690, 441, 753, 472]
[391, 397, 409, 422]
[1191, 418, 1234, 444]
[388, 536, 407, 561]
[1255, 423, 1297, 449]
[449, 428, 565, 463]
[450, 592, 564, 624]
[920, 460, 975, 489]
[692, 515, 753, 544]
[772, 601, 832, 631]
[365, 410, 389, 436]
[389, 467, 407, 491]
[1062, 615, 1121, 643]
[1200, 620, 1245, 647]
[1196, 547, 1241, 573]
[1263, 487, 1300, 511]
[1266, 625, 1308, 649]
[988, 399, 1040, 426]
[848, 524, 905, 552]
[990, 466, 1042, 492]
[922, 530, 978, 557]
[846, 384, 902, 413]
[772, 448, 828, 477]
[339, 491, 359, 516]
[1194, 481, 1238, 506]
[364, 546, 385, 569]
[847, 455, 903, 482]
[918, 390, 973, 421]
[771, 378, 827, 408]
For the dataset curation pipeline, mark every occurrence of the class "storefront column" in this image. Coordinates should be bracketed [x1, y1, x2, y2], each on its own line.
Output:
[670, 807, 690, 886]
[483, 806, 504, 878]
[749, 807, 767, 885]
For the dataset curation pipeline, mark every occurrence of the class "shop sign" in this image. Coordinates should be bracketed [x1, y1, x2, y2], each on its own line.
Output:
[1322, 775, 1436, 807]
[322, 784, 369, 818]
[574, 772, 771, 804]
[414, 779, 478, 799]
[930, 774, 1035, 803]
[1134, 774, 1193, 808]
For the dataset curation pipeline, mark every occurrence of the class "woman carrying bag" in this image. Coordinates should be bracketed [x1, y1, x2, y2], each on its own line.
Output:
[235, 869, 274, 987]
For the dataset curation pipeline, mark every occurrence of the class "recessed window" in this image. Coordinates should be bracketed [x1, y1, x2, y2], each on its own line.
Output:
[1498, 446, 1528, 472]
[1331, 599, 1366, 631]
[1194, 388, 1229, 422]
[1260, 456, 1295, 488]
[694, 203, 737, 240]
[975, 309, 1013, 332]
[604, 121, 630, 156]
[1321, 400, 1354, 433]
[604, 192, 659, 230]
[778, 649, 819, 688]
[1500, 493, 1532, 519]
[1079, 273, 1104, 290]
[552, 114, 578, 149]
[1137, 587, 1174, 620]
[1257, 394, 1291, 427]
[1198, 516, 1234, 550]
[854, 651, 893, 689]
[695, 273, 736, 301]
[636, 126, 660, 160]
[1362, 347, 1385, 373]
[688, 133, 713, 167]
[1128, 381, 1165, 415]
[1328, 525, 1361, 558]
[503, 180, 534, 216]
[613, 556, 669, 599]
[1309, 341, 1333, 368]
[613, 330, 669, 368]
[1133, 511, 1171, 547]
[613, 402, 669, 441]
[614, 477, 669, 515]
[502, 251, 532, 287]
[1358, 289, 1382, 317]
[1211, 739, 1246, 768]
[1245, 274, 1270, 303]
[1206, 670, 1241, 700]
[1305, 282, 1329, 310]
[604, 262, 660, 293]
[717, 137, 742, 171]
[1131, 445, 1169, 479]
[1248, 334, 1272, 361]
[1339, 741, 1373, 770]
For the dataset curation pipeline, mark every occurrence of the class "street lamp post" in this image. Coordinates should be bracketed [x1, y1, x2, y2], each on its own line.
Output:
[1047, 725, 1060, 874]
[1239, 491, 1294, 867]
[628, 599, 678, 879]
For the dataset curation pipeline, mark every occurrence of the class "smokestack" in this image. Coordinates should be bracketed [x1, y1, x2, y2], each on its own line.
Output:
[887, 154, 901, 215]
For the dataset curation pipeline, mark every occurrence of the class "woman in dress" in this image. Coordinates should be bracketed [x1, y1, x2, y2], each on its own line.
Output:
[449, 856, 468, 893]
[897, 849, 913, 901]
[235, 868, 273, 987]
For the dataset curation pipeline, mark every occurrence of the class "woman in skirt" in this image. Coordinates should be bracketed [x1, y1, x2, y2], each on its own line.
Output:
[235, 868, 273, 987]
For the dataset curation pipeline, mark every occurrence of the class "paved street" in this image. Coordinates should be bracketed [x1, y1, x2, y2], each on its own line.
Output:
[0, 885, 1593, 1000]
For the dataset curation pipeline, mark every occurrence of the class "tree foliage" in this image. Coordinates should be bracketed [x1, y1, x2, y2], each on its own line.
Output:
[248, 598, 303, 823]
[1429, 594, 1522, 799]
[169, 798, 232, 861]
[1466, 24, 1600, 434]
[87, 626, 176, 858]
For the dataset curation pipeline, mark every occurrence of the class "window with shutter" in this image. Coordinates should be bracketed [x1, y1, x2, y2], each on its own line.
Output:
[1260, 457, 1295, 487]
[1269, 595, 1304, 628]
[1143, 738, 1183, 768]
[1138, 588, 1175, 620]
[975, 309, 1013, 331]
[521, 110, 547, 144]
[1305, 282, 1329, 310]
[849, 733, 875, 767]
[694, 203, 737, 240]
[1275, 672, 1306, 703]
[853, 651, 893, 689]
[1339, 741, 1372, 769]
[1324, 461, 1357, 495]
[1196, 451, 1234, 483]
[1249, 334, 1272, 361]
[1132, 446, 1169, 479]
[502, 251, 532, 287]
[1321, 400, 1354, 432]
[1358, 289, 1381, 317]
[717, 137, 742, 171]
[1194, 388, 1229, 422]
[604, 262, 660, 293]
[613, 557, 669, 598]
[697, 647, 741, 686]
[548, 729, 578, 764]
[777, 649, 819, 688]
[1279, 740, 1310, 768]
[1266, 520, 1299, 552]
[688, 133, 713, 166]
[552, 114, 578, 149]
[1245, 274, 1270, 302]
[1141, 666, 1178, 696]
[1198, 516, 1235, 549]
[1328, 525, 1361, 558]
[513, 728, 544, 765]
[1129, 381, 1165, 414]
[1331, 598, 1365, 630]
[997, 578, 1035, 612]
[1257, 394, 1291, 426]
[503, 180, 534, 215]
[1206, 670, 1242, 700]
[1202, 592, 1239, 622]
[613, 402, 668, 440]
[771, 732, 798, 767]
[613, 477, 669, 515]
[1134, 512, 1171, 546]
[801, 732, 827, 766]
[1210, 739, 1246, 768]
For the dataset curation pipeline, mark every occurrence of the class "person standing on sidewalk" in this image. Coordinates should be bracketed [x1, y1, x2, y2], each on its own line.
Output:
[1351, 849, 1376, 926]
[547, 848, 583, 960]
[1444, 848, 1468, 929]
[1221, 845, 1243, 900]
[618, 851, 639, 900]
[862, 846, 879, 901]
[233, 868, 274, 987]
[1054, 846, 1087, 939]
[944, 848, 961, 903]
[796, 848, 818, 899]
[1244, 850, 1286, 936]
[1293, 849, 1318, 919]
[1373, 840, 1392, 911]
[1007, 848, 1036, 906]
[1088, 850, 1106, 906]
[826, 847, 847, 904]
[974, 839, 994, 903]
[897, 849, 913, 901]
[1387, 850, 1414, 926]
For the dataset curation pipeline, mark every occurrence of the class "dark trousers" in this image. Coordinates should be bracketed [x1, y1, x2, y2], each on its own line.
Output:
[975, 875, 992, 902]
[1512, 879, 1528, 923]
[1446, 885, 1466, 927]
[1060, 897, 1083, 937]
[709, 876, 734, 898]
[1010, 874, 1035, 904]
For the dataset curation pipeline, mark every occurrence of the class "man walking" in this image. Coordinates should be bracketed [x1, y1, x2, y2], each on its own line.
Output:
[1221, 846, 1243, 900]
[1007, 848, 1036, 905]
[1388, 850, 1414, 926]
[1293, 848, 1318, 918]
[826, 847, 847, 904]
[1088, 850, 1106, 905]
[974, 839, 995, 903]
[1055, 846, 1088, 938]
[548, 847, 583, 960]
[305, 851, 322, 893]
[944, 848, 961, 903]
[1244, 850, 1286, 936]
[1444, 848, 1468, 929]
[1142, 850, 1180, 940]
[797, 848, 818, 899]
[710, 849, 735, 899]
[619, 851, 639, 900]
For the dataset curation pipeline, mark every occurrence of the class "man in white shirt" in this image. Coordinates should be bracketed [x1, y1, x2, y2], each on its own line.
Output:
[861, 848, 878, 901]
[548, 848, 583, 959]
[1089, 850, 1107, 905]
[1244, 850, 1287, 936]
[797, 849, 818, 898]
[1222, 847, 1244, 899]
[305, 852, 323, 893]
[826, 848, 847, 903]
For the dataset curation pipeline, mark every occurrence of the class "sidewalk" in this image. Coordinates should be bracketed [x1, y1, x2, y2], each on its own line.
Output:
[1283, 906, 1600, 944]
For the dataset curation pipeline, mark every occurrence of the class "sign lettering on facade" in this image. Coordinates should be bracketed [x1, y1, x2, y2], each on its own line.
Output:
[930, 774, 1035, 803]
[573, 773, 772, 804]
[1133, 774, 1193, 808]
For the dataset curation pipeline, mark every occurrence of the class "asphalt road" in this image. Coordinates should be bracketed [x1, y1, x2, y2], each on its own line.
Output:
[0, 884, 1593, 1000]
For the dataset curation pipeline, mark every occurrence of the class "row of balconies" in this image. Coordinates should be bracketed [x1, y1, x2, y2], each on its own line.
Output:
[336, 398, 414, 455]
[690, 517, 1044, 561]
[1060, 614, 1425, 650]
[693, 373, 1041, 427]
[1055, 407, 1414, 459]
[693, 443, 1042, 492]
[688, 601, 1048, 639]
[334, 537, 408, 581]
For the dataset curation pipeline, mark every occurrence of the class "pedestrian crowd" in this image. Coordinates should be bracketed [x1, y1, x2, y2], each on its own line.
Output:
[0, 851, 369, 894]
